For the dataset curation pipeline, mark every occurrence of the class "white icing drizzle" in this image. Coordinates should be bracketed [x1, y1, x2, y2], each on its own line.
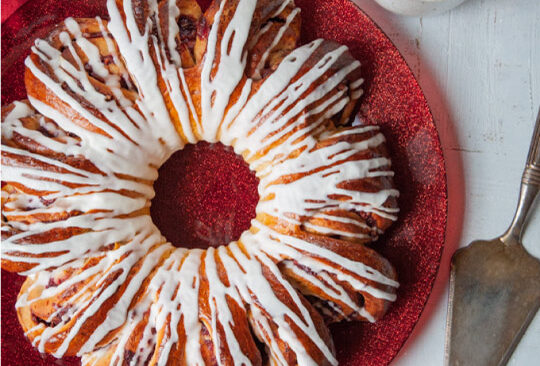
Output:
[2, 0, 401, 365]
[199, 0, 256, 141]
[106, 0, 183, 151]
[257, 126, 400, 231]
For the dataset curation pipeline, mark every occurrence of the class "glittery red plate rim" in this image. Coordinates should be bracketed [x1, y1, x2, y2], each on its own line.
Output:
[1, 0, 448, 365]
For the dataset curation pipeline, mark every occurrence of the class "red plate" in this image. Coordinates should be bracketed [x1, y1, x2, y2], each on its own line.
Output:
[1, 0, 447, 365]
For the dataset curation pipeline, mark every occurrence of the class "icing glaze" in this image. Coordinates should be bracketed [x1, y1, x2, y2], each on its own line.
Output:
[2, 0, 400, 365]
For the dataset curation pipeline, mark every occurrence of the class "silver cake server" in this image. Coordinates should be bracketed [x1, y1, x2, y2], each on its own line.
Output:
[445, 107, 540, 366]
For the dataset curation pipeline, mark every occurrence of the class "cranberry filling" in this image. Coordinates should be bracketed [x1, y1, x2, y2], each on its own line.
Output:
[151, 142, 259, 249]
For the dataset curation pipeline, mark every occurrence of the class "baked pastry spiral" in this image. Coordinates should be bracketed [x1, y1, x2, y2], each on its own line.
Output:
[1, 0, 400, 365]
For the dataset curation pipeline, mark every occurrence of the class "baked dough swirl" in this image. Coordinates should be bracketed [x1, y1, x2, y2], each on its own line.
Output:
[1, 0, 400, 364]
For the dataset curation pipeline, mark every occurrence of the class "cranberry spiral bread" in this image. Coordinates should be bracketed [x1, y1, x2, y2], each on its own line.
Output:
[1, 0, 400, 364]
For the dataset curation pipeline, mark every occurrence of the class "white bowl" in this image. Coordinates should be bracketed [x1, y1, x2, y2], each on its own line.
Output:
[373, 0, 468, 16]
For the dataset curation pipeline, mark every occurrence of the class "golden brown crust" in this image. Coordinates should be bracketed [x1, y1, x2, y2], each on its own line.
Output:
[158, 0, 202, 67]
[17, 245, 174, 356]
[255, 124, 398, 246]
[279, 230, 397, 323]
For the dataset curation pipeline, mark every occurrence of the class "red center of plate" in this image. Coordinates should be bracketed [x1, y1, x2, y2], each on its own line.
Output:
[151, 142, 259, 249]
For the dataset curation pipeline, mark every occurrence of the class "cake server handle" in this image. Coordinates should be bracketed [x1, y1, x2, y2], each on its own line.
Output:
[501, 106, 540, 245]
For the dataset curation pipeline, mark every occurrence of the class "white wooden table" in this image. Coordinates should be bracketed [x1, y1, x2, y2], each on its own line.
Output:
[352, 0, 540, 364]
